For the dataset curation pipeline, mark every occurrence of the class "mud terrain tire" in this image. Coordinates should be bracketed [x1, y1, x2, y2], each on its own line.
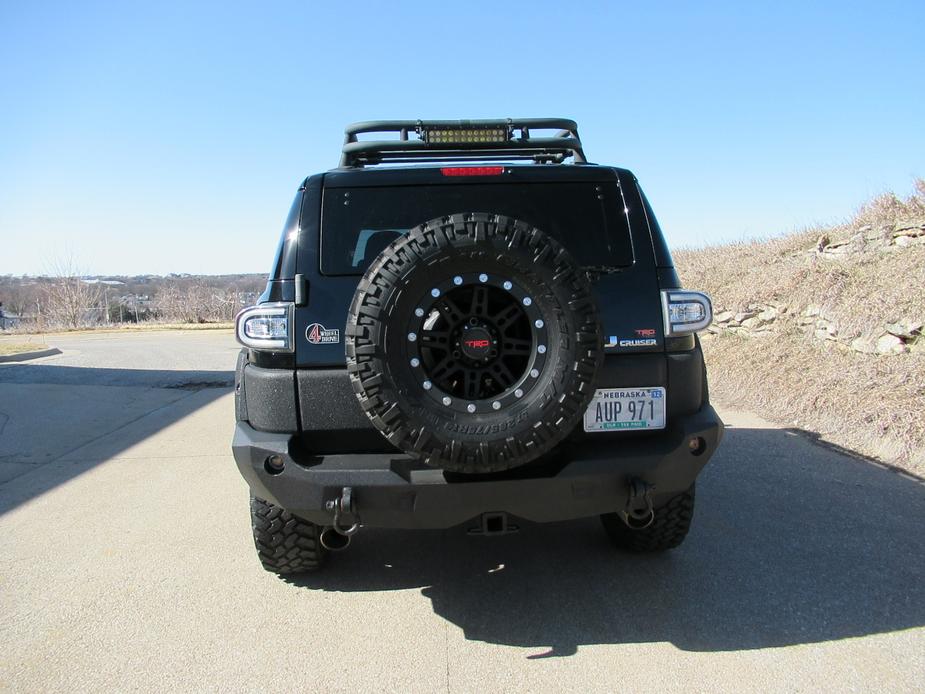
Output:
[600, 486, 696, 552]
[346, 212, 602, 473]
[250, 495, 326, 573]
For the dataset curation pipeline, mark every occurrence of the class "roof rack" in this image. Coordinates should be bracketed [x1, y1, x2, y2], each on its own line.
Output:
[339, 118, 586, 168]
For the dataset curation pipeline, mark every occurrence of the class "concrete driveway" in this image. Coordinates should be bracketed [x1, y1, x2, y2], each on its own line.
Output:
[1, 330, 923, 691]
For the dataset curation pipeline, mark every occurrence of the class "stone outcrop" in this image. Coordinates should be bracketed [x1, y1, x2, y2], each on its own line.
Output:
[706, 303, 921, 355]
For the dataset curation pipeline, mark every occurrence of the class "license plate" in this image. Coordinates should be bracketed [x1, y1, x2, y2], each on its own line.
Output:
[583, 387, 666, 432]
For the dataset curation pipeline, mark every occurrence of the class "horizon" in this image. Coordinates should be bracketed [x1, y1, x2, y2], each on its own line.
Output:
[2, 1, 923, 276]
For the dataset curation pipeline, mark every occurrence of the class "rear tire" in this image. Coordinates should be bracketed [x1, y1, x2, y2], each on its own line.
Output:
[250, 495, 327, 574]
[600, 486, 695, 552]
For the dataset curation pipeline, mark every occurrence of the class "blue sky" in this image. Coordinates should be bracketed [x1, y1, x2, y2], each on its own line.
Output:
[1, 1, 922, 276]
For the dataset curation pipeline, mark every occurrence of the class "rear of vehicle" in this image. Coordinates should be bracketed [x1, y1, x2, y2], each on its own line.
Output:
[233, 119, 723, 574]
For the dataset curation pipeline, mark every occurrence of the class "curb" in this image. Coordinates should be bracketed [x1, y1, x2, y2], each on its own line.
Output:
[0, 347, 62, 363]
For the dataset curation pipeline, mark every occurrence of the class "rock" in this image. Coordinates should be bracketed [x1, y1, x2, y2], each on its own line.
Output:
[814, 318, 838, 338]
[741, 317, 764, 330]
[876, 333, 908, 354]
[885, 320, 923, 339]
[734, 311, 756, 323]
[714, 310, 734, 324]
[893, 222, 925, 236]
[804, 305, 821, 318]
[758, 307, 779, 322]
[895, 235, 914, 247]
[851, 336, 877, 354]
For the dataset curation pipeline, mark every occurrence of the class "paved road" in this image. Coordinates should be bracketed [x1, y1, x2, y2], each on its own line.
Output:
[1, 331, 923, 692]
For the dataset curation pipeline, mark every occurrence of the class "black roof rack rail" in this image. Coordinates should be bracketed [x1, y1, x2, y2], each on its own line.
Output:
[339, 118, 587, 168]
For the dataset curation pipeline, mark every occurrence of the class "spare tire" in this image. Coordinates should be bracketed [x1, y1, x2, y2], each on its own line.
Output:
[346, 213, 602, 473]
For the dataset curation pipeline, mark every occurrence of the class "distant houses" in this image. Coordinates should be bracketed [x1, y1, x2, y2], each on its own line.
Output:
[0, 302, 21, 330]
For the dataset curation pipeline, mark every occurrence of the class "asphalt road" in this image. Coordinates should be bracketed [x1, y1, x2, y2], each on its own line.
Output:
[1, 330, 923, 692]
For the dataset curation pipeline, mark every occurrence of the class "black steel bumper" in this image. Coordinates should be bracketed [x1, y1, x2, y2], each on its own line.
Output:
[232, 404, 723, 529]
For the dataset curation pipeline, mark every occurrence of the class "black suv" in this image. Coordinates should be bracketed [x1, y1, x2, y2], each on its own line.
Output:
[232, 119, 723, 574]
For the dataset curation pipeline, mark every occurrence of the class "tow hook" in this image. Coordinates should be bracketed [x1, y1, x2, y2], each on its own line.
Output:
[321, 487, 360, 550]
[621, 478, 655, 529]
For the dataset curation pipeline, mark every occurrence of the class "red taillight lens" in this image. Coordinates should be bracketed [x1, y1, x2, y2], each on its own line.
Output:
[440, 166, 505, 177]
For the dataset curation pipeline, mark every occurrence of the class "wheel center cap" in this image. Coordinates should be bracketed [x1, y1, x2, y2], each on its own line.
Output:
[460, 326, 493, 360]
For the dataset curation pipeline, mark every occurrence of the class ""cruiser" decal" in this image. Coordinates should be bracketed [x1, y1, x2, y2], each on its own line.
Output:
[605, 334, 657, 349]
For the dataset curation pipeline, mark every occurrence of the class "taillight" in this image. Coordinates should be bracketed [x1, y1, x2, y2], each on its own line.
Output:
[661, 290, 713, 336]
[235, 303, 294, 352]
[440, 166, 505, 177]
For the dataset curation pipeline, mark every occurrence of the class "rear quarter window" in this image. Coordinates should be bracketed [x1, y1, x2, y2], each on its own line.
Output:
[319, 182, 633, 275]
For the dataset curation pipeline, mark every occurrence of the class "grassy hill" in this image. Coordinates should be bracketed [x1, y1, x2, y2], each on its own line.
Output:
[675, 181, 925, 474]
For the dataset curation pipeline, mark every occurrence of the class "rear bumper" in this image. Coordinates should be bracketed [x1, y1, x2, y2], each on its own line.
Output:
[232, 404, 724, 529]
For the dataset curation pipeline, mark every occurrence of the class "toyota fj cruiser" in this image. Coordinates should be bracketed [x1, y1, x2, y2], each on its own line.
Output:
[232, 119, 723, 574]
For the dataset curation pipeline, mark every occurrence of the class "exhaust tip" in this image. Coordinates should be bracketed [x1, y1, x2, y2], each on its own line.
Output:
[319, 527, 351, 551]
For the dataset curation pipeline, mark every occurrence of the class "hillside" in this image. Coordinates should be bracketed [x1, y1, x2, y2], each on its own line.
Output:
[675, 181, 925, 474]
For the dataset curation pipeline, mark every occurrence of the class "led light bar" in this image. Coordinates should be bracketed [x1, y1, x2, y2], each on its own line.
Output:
[661, 290, 713, 336]
[235, 303, 294, 352]
[424, 127, 509, 144]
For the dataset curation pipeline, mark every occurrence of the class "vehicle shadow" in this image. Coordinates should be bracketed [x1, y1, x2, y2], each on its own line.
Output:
[289, 425, 925, 654]
[0, 364, 232, 515]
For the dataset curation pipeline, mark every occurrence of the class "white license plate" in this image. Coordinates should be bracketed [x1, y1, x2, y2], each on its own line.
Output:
[583, 387, 666, 432]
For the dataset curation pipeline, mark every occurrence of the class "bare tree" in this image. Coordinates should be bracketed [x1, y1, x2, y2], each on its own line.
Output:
[41, 253, 103, 329]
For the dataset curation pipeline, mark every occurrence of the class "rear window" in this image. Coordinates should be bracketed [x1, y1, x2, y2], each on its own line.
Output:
[319, 182, 633, 275]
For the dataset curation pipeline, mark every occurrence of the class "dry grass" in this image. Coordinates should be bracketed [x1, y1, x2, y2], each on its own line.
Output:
[4, 321, 234, 338]
[676, 181, 925, 474]
[0, 342, 48, 356]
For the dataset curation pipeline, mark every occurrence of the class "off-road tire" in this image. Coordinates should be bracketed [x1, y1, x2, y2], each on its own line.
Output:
[600, 486, 696, 552]
[346, 212, 602, 473]
[250, 495, 326, 574]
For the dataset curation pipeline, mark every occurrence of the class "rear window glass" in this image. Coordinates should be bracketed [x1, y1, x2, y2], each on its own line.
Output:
[319, 182, 633, 275]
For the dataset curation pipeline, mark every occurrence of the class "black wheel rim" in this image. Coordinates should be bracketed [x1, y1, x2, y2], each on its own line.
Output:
[405, 273, 550, 413]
